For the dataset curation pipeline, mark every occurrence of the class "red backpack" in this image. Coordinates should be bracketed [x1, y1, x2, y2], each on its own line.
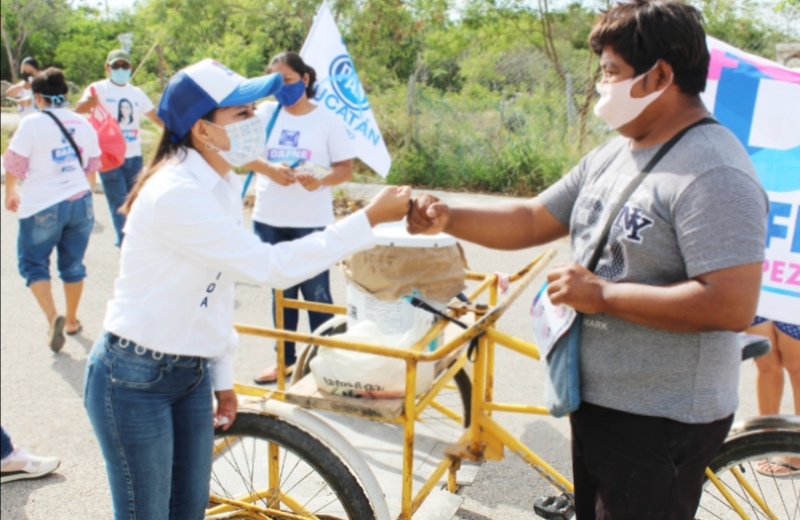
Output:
[87, 86, 127, 172]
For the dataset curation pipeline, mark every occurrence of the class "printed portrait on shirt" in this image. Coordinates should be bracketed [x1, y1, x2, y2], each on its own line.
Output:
[117, 97, 138, 144]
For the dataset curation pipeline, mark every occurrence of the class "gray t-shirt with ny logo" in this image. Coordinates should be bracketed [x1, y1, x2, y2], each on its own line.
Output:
[539, 122, 768, 424]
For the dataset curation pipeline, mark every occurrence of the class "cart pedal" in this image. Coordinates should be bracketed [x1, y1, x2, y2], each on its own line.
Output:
[534, 493, 575, 519]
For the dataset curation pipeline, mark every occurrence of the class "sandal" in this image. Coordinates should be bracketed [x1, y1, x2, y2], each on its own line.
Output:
[755, 458, 800, 478]
[253, 364, 294, 385]
[65, 320, 83, 336]
[49, 316, 66, 353]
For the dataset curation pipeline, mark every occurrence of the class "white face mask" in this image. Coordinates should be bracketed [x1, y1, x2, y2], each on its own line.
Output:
[593, 63, 672, 130]
[206, 116, 266, 167]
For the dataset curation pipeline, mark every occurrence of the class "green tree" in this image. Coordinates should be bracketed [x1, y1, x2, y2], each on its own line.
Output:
[52, 6, 134, 87]
[1, 0, 70, 81]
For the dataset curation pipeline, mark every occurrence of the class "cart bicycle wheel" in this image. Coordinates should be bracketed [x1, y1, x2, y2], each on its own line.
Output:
[207, 412, 376, 519]
[696, 429, 800, 520]
[293, 316, 473, 428]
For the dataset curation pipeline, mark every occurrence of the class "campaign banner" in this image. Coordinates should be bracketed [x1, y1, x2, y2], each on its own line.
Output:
[700, 36, 800, 324]
[300, 2, 392, 177]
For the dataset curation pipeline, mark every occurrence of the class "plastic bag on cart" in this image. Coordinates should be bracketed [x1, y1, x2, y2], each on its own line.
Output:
[309, 320, 435, 399]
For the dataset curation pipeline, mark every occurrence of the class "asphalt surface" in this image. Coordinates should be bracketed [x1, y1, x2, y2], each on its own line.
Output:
[0, 179, 787, 519]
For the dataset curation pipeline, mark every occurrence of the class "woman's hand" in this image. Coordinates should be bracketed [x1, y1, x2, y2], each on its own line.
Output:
[266, 163, 296, 186]
[295, 173, 322, 192]
[214, 389, 238, 431]
[364, 185, 412, 226]
[4, 191, 20, 213]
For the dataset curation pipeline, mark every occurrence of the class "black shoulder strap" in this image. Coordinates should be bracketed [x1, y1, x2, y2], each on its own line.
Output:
[42, 110, 83, 168]
[586, 117, 718, 272]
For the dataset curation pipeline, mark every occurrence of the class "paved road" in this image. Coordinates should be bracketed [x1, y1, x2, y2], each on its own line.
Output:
[0, 181, 786, 519]
[0, 111, 21, 130]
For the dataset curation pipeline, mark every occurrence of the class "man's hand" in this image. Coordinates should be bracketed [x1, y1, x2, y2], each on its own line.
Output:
[546, 262, 607, 314]
[406, 193, 449, 235]
[214, 389, 238, 431]
[76, 94, 100, 114]
[85, 94, 100, 110]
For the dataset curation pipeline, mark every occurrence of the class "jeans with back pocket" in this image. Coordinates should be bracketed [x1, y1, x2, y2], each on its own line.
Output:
[99, 155, 143, 247]
[83, 332, 213, 520]
[17, 192, 94, 286]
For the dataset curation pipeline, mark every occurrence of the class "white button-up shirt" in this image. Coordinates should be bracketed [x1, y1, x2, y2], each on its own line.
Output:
[104, 148, 375, 390]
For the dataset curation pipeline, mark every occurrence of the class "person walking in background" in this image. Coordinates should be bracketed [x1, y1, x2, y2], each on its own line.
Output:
[1, 426, 60, 484]
[5, 57, 42, 119]
[748, 318, 800, 477]
[82, 58, 411, 519]
[407, 1, 767, 517]
[76, 49, 162, 247]
[248, 51, 356, 385]
[2, 67, 101, 351]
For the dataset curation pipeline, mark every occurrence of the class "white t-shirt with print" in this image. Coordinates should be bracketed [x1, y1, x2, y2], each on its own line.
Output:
[252, 101, 355, 228]
[80, 79, 155, 158]
[7, 108, 101, 218]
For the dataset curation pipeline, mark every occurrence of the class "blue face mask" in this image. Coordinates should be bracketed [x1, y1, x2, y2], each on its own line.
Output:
[275, 80, 305, 107]
[110, 68, 131, 85]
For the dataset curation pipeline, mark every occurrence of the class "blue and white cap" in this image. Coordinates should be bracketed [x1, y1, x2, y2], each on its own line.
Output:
[158, 59, 283, 142]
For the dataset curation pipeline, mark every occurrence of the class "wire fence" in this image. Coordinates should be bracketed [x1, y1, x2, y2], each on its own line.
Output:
[382, 44, 612, 194]
[383, 36, 799, 195]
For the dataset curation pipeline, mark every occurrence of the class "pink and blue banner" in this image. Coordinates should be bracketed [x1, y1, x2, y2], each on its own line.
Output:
[701, 36, 800, 324]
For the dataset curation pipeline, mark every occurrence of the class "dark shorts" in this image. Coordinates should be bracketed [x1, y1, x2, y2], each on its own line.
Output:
[570, 402, 733, 520]
[751, 316, 800, 340]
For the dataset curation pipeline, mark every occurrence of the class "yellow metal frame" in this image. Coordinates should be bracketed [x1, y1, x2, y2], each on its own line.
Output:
[209, 249, 578, 519]
[210, 248, 776, 520]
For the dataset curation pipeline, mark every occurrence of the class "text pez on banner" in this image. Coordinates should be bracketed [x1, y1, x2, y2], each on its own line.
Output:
[701, 36, 800, 324]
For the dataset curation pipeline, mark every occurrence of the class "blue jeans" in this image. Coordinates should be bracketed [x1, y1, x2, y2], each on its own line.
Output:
[1, 427, 12, 459]
[253, 221, 334, 366]
[84, 332, 213, 520]
[17, 193, 94, 286]
[100, 156, 143, 247]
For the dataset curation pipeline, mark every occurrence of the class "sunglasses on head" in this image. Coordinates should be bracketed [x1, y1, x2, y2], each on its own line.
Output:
[110, 62, 131, 70]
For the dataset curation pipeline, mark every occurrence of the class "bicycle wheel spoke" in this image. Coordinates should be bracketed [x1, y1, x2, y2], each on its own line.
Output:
[698, 434, 800, 520]
[208, 413, 375, 519]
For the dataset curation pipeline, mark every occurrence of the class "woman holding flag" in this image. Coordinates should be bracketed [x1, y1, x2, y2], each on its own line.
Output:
[249, 51, 356, 385]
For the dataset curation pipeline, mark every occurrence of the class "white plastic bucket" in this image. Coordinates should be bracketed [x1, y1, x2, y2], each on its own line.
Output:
[345, 221, 455, 350]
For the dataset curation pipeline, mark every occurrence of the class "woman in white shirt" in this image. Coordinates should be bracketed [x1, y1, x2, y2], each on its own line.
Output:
[3, 67, 101, 352]
[5, 57, 41, 119]
[249, 51, 356, 384]
[82, 58, 410, 520]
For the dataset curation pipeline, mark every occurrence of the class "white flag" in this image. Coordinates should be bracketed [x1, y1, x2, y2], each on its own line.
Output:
[301, 2, 392, 177]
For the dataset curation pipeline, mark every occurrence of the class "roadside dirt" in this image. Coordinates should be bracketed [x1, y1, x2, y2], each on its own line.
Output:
[243, 194, 367, 218]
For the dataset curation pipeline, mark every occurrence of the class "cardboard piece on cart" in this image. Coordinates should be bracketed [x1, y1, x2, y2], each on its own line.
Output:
[342, 242, 468, 303]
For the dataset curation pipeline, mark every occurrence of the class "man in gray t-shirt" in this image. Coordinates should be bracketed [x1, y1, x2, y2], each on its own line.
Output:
[407, 1, 767, 518]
